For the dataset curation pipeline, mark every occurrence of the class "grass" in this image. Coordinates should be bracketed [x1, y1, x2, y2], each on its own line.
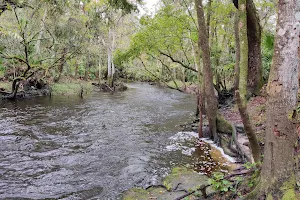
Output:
[0, 81, 11, 92]
[51, 80, 93, 96]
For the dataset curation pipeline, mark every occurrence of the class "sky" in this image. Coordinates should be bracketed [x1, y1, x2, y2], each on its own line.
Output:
[144, 0, 159, 9]
[140, 0, 160, 15]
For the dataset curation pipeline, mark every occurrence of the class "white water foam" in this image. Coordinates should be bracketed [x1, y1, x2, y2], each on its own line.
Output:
[166, 131, 236, 163]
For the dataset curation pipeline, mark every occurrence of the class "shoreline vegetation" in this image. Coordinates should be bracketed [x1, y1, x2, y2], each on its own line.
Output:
[0, 78, 129, 99]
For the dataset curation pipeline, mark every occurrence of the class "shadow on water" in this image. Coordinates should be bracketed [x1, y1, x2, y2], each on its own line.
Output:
[0, 83, 232, 199]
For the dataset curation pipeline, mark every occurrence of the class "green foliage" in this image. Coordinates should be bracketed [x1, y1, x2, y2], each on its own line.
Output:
[262, 32, 274, 81]
[243, 162, 260, 188]
[209, 172, 233, 193]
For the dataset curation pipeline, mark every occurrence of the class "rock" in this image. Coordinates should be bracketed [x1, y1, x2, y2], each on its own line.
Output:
[122, 167, 214, 200]
[163, 167, 210, 192]
[122, 187, 187, 200]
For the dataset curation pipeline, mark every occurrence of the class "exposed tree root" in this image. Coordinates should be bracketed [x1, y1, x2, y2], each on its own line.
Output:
[229, 123, 252, 162]
[236, 90, 261, 163]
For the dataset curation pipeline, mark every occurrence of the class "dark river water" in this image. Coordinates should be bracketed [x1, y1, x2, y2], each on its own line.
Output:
[0, 83, 232, 200]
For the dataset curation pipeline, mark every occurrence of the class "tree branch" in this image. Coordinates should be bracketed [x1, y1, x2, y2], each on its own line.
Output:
[159, 50, 198, 73]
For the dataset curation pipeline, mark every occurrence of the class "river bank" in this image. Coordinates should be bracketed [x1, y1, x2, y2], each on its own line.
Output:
[0, 79, 94, 99]
[0, 78, 131, 100]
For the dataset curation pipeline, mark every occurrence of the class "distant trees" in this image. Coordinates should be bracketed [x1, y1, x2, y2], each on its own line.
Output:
[0, 0, 140, 96]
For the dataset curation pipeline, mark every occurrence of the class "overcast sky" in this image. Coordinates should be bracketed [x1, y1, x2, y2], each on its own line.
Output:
[140, 0, 160, 15]
[144, 0, 159, 9]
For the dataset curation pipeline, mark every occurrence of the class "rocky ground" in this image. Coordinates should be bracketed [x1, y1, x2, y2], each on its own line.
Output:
[122, 167, 216, 200]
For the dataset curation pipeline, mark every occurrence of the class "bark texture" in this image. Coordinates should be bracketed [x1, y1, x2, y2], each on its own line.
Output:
[253, 0, 300, 198]
[195, 0, 219, 142]
[238, 0, 248, 105]
[234, 11, 240, 91]
[246, 0, 263, 95]
[236, 90, 261, 163]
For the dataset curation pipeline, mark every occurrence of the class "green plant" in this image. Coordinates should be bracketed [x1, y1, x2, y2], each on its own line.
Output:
[243, 162, 261, 188]
[209, 172, 233, 192]
[262, 32, 275, 81]
[243, 162, 260, 170]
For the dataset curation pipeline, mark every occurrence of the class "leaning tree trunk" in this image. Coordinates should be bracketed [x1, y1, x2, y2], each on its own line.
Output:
[195, 0, 219, 143]
[247, 1, 300, 199]
[246, 0, 263, 96]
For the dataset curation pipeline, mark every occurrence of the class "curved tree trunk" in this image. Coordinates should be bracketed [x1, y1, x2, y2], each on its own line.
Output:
[248, 1, 300, 199]
[195, 0, 219, 143]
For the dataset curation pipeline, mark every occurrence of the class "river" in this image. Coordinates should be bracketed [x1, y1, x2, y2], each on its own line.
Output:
[0, 83, 231, 199]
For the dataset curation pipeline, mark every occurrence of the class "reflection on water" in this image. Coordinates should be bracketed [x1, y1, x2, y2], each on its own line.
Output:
[0, 83, 232, 200]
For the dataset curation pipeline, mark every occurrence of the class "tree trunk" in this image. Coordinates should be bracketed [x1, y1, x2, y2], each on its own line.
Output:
[246, 0, 263, 96]
[75, 60, 78, 78]
[107, 27, 113, 87]
[195, 0, 219, 143]
[85, 54, 90, 81]
[235, 0, 261, 164]
[234, 11, 240, 91]
[35, 8, 47, 56]
[236, 91, 261, 163]
[249, 1, 300, 198]
[206, 0, 212, 39]
[98, 57, 102, 84]
[54, 47, 67, 83]
[238, 0, 248, 105]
